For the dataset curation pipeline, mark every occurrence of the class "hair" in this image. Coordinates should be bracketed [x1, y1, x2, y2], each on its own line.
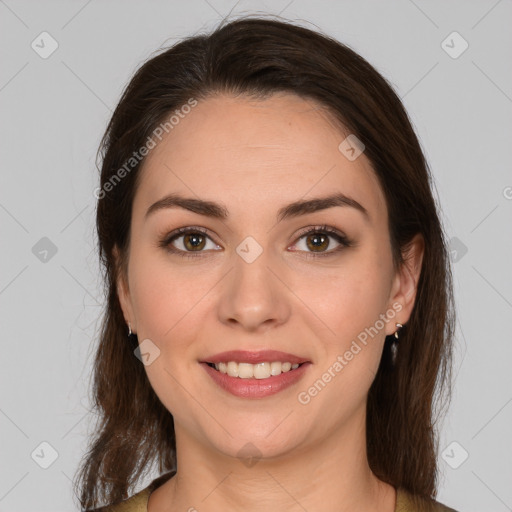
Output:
[74, 15, 455, 510]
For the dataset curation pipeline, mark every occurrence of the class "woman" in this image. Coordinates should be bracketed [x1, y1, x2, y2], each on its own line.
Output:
[76, 16, 457, 512]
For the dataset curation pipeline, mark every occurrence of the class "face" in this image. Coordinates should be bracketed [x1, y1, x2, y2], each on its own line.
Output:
[117, 93, 422, 460]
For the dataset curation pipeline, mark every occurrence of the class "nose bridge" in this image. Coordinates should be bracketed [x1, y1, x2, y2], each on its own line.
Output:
[217, 236, 290, 331]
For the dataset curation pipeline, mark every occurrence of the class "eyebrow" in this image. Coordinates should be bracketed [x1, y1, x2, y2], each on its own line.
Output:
[145, 192, 369, 223]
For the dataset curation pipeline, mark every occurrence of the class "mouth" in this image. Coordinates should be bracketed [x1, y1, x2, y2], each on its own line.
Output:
[204, 361, 306, 379]
[199, 350, 311, 398]
[200, 349, 310, 379]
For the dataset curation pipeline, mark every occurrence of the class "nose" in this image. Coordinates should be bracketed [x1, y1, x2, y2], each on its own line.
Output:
[217, 247, 291, 333]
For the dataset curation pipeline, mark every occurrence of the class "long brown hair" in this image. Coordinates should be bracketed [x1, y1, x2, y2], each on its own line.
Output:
[74, 15, 454, 509]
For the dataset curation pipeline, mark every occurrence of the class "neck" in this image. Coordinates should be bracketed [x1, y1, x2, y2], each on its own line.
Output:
[149, 410, 396, 512]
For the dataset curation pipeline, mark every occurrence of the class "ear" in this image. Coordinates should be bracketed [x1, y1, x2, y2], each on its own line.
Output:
[385, 233, 424, 336]
[113, 245, 136, 333]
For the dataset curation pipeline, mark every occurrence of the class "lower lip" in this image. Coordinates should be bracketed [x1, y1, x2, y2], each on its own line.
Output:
[201, 362, 311, 399]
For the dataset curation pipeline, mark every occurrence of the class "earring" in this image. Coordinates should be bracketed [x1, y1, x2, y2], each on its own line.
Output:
[127, 322, 138, 346]
[391, 323, 403, 365]
[128, 322, 139, 349]
[128, 322, 137, 338]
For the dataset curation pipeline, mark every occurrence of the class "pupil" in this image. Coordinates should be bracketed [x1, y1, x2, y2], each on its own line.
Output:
[308, 233, 328, 251]
[185, 233, 204, 250]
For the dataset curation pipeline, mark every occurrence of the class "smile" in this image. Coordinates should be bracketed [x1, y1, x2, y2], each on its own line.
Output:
[207, 361, 302, 379]
[201, 361, 311, 399]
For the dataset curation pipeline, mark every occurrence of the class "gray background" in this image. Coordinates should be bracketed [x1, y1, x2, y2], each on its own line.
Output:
[1, 1, 511, 511]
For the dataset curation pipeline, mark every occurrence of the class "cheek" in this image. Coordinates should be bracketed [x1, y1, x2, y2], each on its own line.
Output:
[128, 246, 222, 373]
[299, 254, 392, 348]
[128, 240, 206, 333]
[293, 261, 393, 419]
[127, 251, 209, 415]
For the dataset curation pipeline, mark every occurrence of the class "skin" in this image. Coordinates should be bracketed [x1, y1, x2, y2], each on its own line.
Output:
[116, 92, 424, 512]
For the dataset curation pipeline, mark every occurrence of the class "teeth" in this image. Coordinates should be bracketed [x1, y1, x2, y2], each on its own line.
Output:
[238, 363, 254, 379]
[227, 361, 239, 377]
[213, 361, 302, 379]
[270, 361, 282, 376]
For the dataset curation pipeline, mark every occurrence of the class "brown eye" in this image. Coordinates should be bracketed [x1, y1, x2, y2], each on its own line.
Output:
[290, 226, 352, 257]
[305, 233, 330, 252]
[161, 227, 221, 257]
[183, 233, 206, 251]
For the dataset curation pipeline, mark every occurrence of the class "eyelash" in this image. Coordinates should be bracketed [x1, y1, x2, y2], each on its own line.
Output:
[159, 225, 352, 260]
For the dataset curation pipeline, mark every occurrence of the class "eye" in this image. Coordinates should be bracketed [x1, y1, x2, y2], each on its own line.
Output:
[160, 227, 221, 258]
[160, 224, 352, 259]
[290, 225, 351, 257]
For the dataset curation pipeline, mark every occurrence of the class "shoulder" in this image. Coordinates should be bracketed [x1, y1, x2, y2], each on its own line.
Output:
[86, 471, 176, 512]
[396, 488, 458, 512]
[89, 487, 151, 512]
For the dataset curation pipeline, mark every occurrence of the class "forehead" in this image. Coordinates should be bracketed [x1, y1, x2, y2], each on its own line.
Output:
[134, 93, 386, 222]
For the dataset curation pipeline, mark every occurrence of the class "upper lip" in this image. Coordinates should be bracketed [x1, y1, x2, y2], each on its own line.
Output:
[201, 350, 310, 365]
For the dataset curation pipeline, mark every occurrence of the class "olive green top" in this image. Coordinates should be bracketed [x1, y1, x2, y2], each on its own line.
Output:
[91, 471, 457, 512]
